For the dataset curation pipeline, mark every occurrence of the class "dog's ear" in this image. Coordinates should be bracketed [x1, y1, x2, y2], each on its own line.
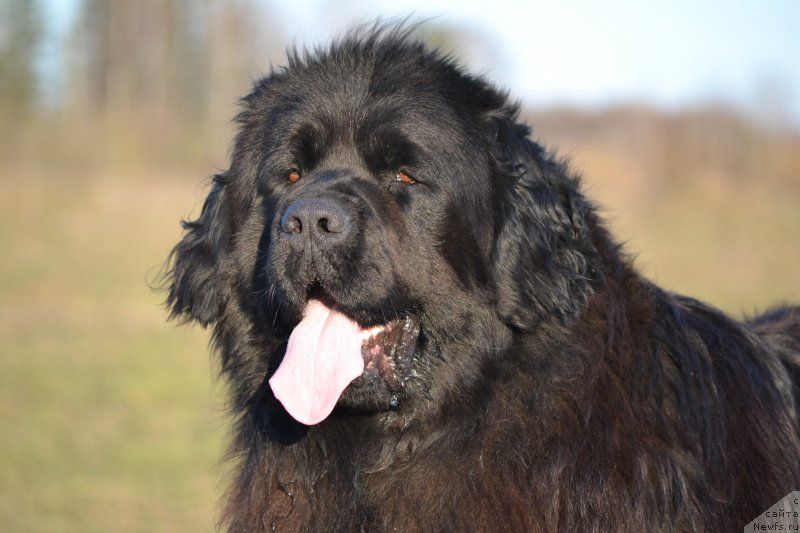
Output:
[485, 105, 600, 330]
[165, 173, 232, 326]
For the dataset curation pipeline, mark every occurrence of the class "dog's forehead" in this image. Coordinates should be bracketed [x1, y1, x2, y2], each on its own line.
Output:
[295, 87, 454, 136]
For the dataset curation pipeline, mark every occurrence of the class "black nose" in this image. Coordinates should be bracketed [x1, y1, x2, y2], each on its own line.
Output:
[280, 198, 352, 249]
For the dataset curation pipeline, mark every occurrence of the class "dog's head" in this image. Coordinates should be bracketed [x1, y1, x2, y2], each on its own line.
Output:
[165, 27, 599, 426]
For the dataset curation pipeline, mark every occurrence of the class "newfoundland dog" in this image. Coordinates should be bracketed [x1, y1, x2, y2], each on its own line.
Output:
[165, 26, 800, 531]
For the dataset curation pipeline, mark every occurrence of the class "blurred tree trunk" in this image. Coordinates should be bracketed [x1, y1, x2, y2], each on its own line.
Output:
[67, 0, 281, 165]
[71, 0, 209, 162]
[0, 0, 43, 118]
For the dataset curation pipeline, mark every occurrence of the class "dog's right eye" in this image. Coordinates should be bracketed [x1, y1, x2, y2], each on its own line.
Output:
[394, 170, 416, 184]
[287, 168, 301, 183]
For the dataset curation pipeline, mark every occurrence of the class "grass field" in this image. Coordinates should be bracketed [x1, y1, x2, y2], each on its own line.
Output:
[0, 172, 224, 532]
[1, 137, 798, 531]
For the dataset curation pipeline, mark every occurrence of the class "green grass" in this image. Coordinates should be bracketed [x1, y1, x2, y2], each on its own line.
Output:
[0, 159, 797, 531]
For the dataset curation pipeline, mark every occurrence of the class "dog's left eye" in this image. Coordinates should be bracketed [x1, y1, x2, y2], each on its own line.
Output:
[394, 170, 415, 184]
[287, 168, 301, 183]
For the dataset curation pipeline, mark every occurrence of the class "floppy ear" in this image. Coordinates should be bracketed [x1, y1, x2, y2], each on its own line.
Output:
[165, 173, 232, 326]
[487, 106, 600, 330]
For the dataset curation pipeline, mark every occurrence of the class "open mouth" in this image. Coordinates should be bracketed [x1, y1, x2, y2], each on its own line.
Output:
[268, 290, 420, 425]
[359, 315, 420, 392]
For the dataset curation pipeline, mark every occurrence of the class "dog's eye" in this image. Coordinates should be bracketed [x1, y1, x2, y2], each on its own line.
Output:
[287, 168, 301, 183]
[394, 170, 415, 185]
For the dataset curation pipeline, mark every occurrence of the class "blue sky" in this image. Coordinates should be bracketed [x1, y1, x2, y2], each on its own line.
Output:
[41, 0, 800, 122]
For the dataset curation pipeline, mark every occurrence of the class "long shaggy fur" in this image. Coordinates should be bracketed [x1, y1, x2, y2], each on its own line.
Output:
[164, 26, 800, 531]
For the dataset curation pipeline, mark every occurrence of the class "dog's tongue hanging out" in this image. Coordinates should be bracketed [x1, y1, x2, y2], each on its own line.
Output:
[269, 299, 365, 425]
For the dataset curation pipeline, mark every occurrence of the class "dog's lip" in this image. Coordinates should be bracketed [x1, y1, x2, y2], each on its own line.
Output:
[303, 279, 399, 330]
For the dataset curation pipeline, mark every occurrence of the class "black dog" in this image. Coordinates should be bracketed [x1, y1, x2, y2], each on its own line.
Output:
[165, 26, 800, 531]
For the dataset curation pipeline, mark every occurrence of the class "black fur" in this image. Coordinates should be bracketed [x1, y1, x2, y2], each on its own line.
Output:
[164, 26, 800, 531]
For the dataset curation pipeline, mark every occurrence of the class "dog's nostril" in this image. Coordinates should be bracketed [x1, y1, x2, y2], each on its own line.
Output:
[284, 216, 302, 234]
[317, 217, 346, 233]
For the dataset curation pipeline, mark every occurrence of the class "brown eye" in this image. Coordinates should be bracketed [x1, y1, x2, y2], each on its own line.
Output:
[287, 169, 301, 183]
[395, 170, 415, 184]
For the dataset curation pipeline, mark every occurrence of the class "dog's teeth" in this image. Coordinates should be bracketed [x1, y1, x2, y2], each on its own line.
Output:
[359, 324, 387, 342]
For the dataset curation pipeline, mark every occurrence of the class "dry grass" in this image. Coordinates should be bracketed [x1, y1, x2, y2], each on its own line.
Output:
[0, 171, 225, 532]
[531, 107, 800, 312]
[574, 148, 800, 312]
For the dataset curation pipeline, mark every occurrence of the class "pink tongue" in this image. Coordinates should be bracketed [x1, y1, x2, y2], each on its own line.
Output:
[269, 299, 364, 425]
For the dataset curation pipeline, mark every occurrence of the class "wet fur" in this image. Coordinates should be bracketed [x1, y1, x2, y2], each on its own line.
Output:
[165, 27, 800, 531]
